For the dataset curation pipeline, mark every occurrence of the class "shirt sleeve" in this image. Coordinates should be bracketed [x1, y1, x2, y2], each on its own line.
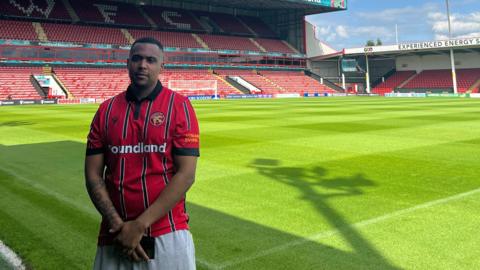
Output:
[173, 98, 200, 156]
[86, 108, 105, 156]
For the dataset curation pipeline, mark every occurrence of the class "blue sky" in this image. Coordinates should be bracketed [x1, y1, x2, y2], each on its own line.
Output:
[306, 0, 480, 50]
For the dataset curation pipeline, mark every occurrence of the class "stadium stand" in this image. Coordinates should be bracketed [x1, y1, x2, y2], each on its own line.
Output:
[260, 71, 336, 94]
[372, 71, 416, 95]
[129, 30, 292, 53]
[0, 66, 43, 100]
[53, 67, 129, 98]
[402, 69, 452, 89]
[160, 69, 240, 97]
[203, 12, 252, 35]
[401, 68, 480, 93]
[197, 34, 259, 52]
[0, 1, 279, 39]
[1, 20, 291, 53]
[52, 68, 242, 98]
[128, 30, 203, 48]
[0, 0, 71, 21]
[459, 69, 480, 93]
[215, 69, 277, 93]
[255, 38, 296, 54]
[69, 0, 148, 26]
[0, 1, 295, 54]
[214, 70, 335, 95]
[140, 7, 204, 32]
[0, 1, 341, 100]
[0, 20, 39, 41]
[238, 16, 277, 38]
[42, 23, 129, 45]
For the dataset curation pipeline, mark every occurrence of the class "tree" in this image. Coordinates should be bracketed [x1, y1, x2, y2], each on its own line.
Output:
[366, 40, 375, 46]
[365, 39, 383, 46]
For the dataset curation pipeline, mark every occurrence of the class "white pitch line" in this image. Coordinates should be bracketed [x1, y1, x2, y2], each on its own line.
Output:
[0, 240, 25, 270]
[0, 164, 97, 217]
[216, 187, 480, 269]
[196, 257, 220, 270]
[2, 164, 221, 269]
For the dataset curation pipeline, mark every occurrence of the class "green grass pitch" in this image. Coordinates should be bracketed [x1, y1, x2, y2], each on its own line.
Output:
[0, 97, 479, 269]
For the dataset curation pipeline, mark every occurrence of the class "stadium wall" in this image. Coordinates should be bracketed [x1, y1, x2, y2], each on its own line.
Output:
[310, 60, 339, 79]
[304, 20, 338, 58]
[396, 52, 480, 72]
[310, 57, 395, 85]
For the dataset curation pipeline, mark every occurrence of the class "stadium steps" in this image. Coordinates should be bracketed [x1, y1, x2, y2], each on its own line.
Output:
[238, 18, 258, 37]
[282, 41, 300, 54]
[30, 75, 47, 98]
[258, 72, 286, 92]
[121, 29, 135, 44]
[372, 68, 396, 88]
[32, 22, 48, 42]
[62, 0, 80, 22]
[138, 6, 157, 28]
[189, 11, 209, 32]
[304, 70, 344, 92]
[468, 79, 480, 93]
[212, 74, 243, 94]
[224, 76, 251, 94]
[199, 16, 223, 33]
[397, 72, 418, 89]
[249, 38, 267, 52]
[50, 71, 74, 99]
[42, 66, 52, 74]
[191, 34, 210, 49]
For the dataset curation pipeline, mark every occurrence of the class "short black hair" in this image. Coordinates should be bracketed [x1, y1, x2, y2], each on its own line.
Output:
[131, 37, 164, 51]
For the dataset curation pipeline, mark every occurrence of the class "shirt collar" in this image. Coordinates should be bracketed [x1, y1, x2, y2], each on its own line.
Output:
[126, 81, 163, 102]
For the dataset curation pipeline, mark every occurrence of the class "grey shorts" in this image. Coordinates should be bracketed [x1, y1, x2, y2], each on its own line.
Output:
[93, 230, 196, 270]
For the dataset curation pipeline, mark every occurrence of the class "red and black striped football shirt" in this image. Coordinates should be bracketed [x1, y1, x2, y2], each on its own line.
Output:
[86, 81, 199, 245]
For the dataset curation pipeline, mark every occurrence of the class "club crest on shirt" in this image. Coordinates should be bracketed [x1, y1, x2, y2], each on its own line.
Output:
[150, 112, 165, 126]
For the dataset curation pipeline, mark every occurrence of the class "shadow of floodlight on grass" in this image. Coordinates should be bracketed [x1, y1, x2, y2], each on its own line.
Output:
[247, 158, 399, 269]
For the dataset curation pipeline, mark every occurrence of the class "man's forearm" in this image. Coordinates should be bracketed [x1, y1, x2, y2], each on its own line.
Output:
[136, 171, 195, 230]
[86, 177, 122, 225]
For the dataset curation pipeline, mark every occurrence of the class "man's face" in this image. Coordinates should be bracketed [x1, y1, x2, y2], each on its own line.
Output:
[127, 42, 163, 90]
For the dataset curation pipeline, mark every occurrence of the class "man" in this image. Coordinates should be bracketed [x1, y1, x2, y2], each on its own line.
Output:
[85, 37, 199, 269]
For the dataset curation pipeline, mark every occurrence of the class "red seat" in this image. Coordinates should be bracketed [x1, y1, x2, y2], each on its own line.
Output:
[0, 67, 43, 99]
[372, 71, 416, 95]
[0, 20, 38, 41]
[402, 68, 480, 93]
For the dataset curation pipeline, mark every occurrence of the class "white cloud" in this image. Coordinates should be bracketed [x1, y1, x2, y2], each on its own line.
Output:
[336, 25, 349, 38]
[316, 25, 331, 36]
[428, 11, 480, 39]
[314, 24, 350, 42]
[306, 1, 479, 49]
[427, 12, 446, 21]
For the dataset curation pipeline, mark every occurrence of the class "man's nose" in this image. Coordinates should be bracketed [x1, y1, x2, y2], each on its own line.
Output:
[138, 59, 148, 68]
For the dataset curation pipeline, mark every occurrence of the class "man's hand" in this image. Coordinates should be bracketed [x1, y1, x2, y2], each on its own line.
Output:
[108, 216, 124, 235]
[112, 220, 149, 261]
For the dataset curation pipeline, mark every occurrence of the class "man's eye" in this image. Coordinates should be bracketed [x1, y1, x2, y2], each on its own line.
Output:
[131, 55, 141, 62]
[147, 57, 157, 63]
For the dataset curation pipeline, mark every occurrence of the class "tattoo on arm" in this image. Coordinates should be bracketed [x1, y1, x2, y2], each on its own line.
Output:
[86, 178, 121, 222]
